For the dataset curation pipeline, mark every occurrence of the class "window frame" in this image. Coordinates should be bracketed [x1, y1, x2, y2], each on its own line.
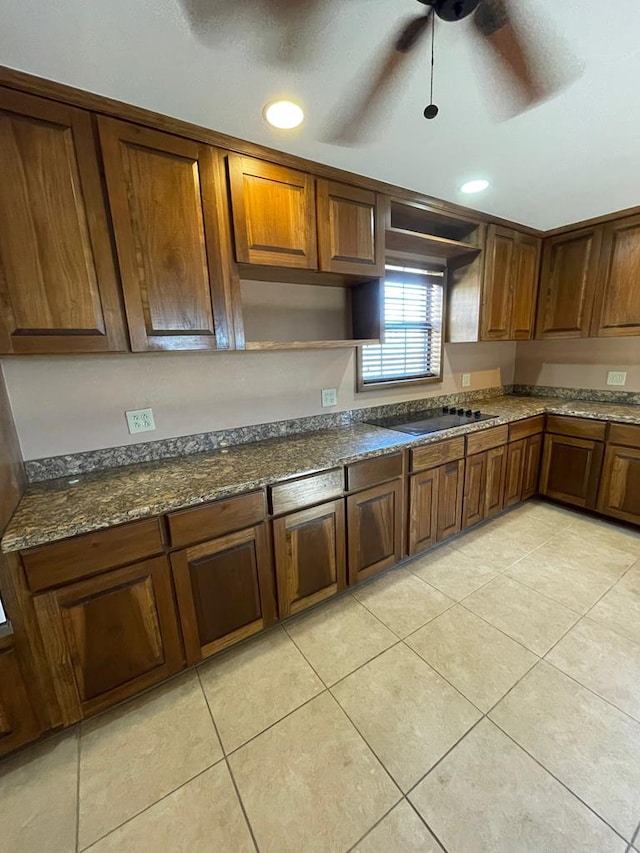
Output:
[356, 263, 446, 393]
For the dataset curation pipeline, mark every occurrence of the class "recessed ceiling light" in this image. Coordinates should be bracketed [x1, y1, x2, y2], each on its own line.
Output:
[263, 100, 304, 130]
[460, 179, 490, 194]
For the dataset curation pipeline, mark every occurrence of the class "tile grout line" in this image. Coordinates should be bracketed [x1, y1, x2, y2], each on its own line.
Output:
[195, 668, 261, 853]
[405, 796, 451, 853]
[625, 820, 640, 853]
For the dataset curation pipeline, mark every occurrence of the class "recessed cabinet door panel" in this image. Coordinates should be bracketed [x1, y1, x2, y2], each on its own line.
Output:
[536, 227, 602, 338]
[597, 445, 640, 524]
[481, 225, 516, 341]
[540, 433, 604, 509]
[437, 459, 465, 542]
[317, 180, 383, 276]
[34, 557, 183, 724]
[409, 468, 439, 556]
[522, 433, 543, 500]
[274, 499, 346, 617]
[0, 88, 127, 354]
[511, 234, 542, 339]
[485, 444, 507, 519]
[504, 439, 526, 508]
[347, 480, 403, 584]
[171, 524, 276, 665]
[228, 155, 317, 269]
[0, 646, 43, 758]
[592, 215, 640, 337]
[462, 452, 487, 529]
[98, 117, 232, 351]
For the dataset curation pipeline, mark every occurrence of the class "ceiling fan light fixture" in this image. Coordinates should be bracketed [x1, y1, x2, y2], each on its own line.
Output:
[460, 179, 490, 194]
[263, 100, 304, 129]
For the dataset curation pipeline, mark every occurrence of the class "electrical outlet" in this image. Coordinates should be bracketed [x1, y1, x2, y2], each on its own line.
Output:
[126, 408, 156, 434]
[461, 373, 471, 388]
[607, 371, 627, 387]
[321, 388, 338, 407]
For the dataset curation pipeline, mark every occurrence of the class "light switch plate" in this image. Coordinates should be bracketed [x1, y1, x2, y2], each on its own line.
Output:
[461, 373, 471, 388]
[321, 388, 338, 407]
[607, 371, 627, 387]
[126, 408, 156, 433]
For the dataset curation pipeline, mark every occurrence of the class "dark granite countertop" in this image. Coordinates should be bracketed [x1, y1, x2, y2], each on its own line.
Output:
[3, 395, 639, 552]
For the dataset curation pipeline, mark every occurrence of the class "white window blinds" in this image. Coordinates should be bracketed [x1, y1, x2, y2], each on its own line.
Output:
[361, 266, 444, 385]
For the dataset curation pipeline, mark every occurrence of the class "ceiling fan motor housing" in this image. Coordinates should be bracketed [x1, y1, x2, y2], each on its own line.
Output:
[432, 0, 482, 21]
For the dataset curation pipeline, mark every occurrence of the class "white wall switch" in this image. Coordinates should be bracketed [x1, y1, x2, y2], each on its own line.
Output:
[321, 388, 338, 407]
[607, 371, 627, 387]
[126, 408, 156, 434]
[461, 373, 471, 388]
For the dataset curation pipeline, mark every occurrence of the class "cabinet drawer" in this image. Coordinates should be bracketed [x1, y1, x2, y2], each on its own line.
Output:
[167, 491, 265, 548]
[22, 518, 164, 593]
[466, 425, 509, 455]
[411, 438, 465, 472]
[346, 453, 403, 491]
[269, 468, 343, 516]
[608, 423, 640, 449]
[546, 415, 606, 441]
[509, 415, 545, 442]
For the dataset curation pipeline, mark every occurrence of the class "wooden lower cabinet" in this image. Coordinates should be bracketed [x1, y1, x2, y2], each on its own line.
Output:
[409, 459, 464, 555]
[462, 452, 487, 529]
[34, 556, 183, 724]
[347, 480, 403, 584]
[485, 445, 507, 519]
[0, 642, 43, 757]
[540, 433, 604, 509]
[522, 433, 544, 500]
[597, 445, 640, 524]
[273, 499, 346, 618]
[171, 524, 276, 665]
[504, 433, 543, 507]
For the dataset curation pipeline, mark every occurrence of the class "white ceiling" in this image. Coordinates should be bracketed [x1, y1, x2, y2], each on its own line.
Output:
[2, 0, 640, 230]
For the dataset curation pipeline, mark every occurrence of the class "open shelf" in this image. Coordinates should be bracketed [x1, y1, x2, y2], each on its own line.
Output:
[244, 339, 379, 351]
[389, 199, 482, 246]
[385, 228, 481, 263]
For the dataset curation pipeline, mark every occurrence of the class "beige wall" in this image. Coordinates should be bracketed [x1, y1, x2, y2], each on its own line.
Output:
[1, 342, 515, 460]
[514, 338, 640, 392]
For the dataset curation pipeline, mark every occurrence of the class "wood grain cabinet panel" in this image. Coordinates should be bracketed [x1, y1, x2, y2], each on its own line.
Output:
[437, 459, 465, 541]
[462, 452, 487, 529]
[228, 155, 317, 269]
[536, 227, 602, 339]
[511, 234, 542, 340]
[522, 433, 543, 500]
[316, 180, 384, 276]
[485, 445, 507, 519]
[504, 439, 526, 508]
[592, 214, 640, 337]
[409, 459, 464, 555]
[481, 225, 516, 341]
[34, 556, 183, 724]
[597, 445, 640, 525]
[171, 524, 276, 665]
[98, 117, 233, 351]
[347, 480, 403, 584]
[0, 88, 127, 354]
[540, 433, 604, 509]
[0, 643, 43, 758]
[273, 499, 346, 618]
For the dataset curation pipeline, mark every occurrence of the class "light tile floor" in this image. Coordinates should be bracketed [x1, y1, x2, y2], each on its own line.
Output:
[2, 500, 640, 853]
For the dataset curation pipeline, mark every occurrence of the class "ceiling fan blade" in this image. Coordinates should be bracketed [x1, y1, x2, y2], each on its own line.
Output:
[329, 10, 433, 144]
[472, 0, 544, 107]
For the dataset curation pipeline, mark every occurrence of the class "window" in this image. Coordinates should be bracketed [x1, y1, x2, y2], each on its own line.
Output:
[358, 265, 445, 390]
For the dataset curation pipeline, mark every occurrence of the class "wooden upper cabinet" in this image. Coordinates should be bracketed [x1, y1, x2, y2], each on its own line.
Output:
[511, 233, 542, 339]
[316, 180, 384, 276]
[228, 154, 317, 269]
[536, 226, 602, 339]
[0, 89, 127, 354]
[592, 214, 640, 337]
[98, 117, 233, 351]
[481, 225, 517, 340]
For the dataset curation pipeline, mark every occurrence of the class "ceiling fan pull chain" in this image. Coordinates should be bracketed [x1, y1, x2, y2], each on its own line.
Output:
[424, 12, 439, 119]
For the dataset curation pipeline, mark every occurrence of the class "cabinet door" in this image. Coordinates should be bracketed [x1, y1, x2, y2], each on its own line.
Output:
[316, 180, 384, 276]
[409, 468, 439, 556]
[522, 433, 543, 500]
[485, 445, 507, 519]
[462, 452, 487, 529]
[0, 644, 43, 758]
[171, 524, 276, 665]
[540, 433, 604, 509]
[228, 155, 317, 269]
[504, 439, 526, 508]
[0, 88, 127, 354]
[98, 117, 233, 351]
[274, 499, 346, 617]
[536, 227, 602, 339]
[34, 557, 183, 724]
[481, 225, 516, 341]
[347, 480, 403, 584]
[437, 459, 465, 542]
[592, 214, 640, 337]
[597, 445, 640, 525]
[510, 234, 542, 340]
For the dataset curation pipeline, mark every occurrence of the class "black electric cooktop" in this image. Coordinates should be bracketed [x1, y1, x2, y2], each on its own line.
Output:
[366, 406, 498, 436]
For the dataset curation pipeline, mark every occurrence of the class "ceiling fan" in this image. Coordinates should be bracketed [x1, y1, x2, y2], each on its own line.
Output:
[332, 0, 557, 142]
